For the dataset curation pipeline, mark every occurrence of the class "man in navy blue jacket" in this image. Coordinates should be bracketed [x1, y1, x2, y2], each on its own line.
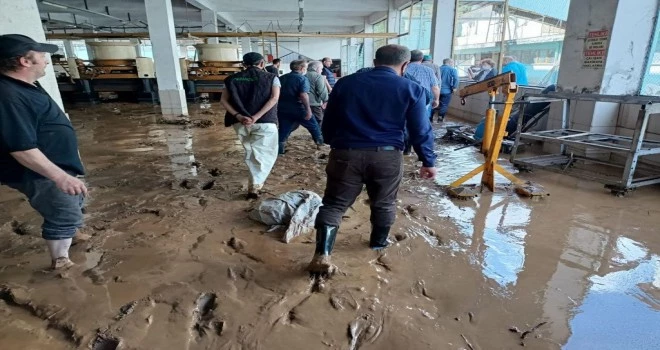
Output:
[308, 45, 437, 275]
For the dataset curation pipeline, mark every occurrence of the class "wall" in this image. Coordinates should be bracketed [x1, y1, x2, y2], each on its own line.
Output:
[0, 0, 64, 111]
[297, 38, 342, 61]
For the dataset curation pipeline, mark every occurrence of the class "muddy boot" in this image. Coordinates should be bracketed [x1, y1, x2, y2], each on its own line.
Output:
[369, 226, 391, 250]
[307, 225, 338, 274]
[51, 257, 75, 270]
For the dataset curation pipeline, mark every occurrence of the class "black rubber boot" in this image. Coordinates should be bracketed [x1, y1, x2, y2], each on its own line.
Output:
[370, 226, 391, 250]
[307, 225, 338, 274]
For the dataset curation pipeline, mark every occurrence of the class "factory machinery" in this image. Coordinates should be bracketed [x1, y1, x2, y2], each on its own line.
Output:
[55, 41, 243, 103]
[180, 43, 242, 100]
[56, 42, 157, 103]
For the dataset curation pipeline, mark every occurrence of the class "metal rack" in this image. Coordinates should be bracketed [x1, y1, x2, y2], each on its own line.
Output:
[510, 92, 660, 195]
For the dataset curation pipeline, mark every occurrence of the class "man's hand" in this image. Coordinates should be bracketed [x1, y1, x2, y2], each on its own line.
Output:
[322, 102, 328, 109]
[55, 174, 88, 196]
[238, 114, 254, 126]
[419, 167, 437, 180]
[305, 110, 313, 120]
[432, 99, 440, 108]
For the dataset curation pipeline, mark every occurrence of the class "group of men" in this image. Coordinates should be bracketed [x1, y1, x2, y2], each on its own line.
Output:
[222, 46, 438, 274]
[0, 33, 437, 275]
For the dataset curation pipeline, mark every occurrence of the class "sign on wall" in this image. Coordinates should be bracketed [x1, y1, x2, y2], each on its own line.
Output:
[583, 30, 609, 68]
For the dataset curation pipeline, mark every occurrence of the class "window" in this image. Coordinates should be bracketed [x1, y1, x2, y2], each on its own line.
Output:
[398, 0, 433, 52]
[453, 0, 571, 86]
[373, 19, 388, 54]
[641, 10, 660, 96]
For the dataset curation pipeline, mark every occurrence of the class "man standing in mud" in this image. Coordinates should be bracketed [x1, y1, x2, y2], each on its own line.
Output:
[221, 52, 280, 200]
[308, 45, 437, 274]
[0, 34, 88, 270]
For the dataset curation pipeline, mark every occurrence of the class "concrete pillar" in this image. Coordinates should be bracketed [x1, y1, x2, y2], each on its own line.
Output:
[363, 18, 374, 67]
[130, 39, 142, 57]
[201, 10, 219, 44]
[145, 0, 188, 116]
[430, 0, 456, 61]
[63, 40, 76, 59]
[548, 0, 659, 135]
[240, 37, 252, 55]
[0, 0, 64, 110]
[387, 0, 399, 44]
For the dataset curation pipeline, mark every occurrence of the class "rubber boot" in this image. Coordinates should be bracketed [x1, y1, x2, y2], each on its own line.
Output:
[307, 225, 338, 275]
[278, 142, 286, 155]
[370, 226, 391, 250]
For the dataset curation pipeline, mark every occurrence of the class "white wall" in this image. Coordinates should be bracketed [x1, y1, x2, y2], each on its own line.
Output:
[0, 0, 64, 111]
[297, 38, 342, 61]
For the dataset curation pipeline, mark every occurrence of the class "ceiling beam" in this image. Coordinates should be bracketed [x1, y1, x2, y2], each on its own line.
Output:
[46, 31, 399, 40]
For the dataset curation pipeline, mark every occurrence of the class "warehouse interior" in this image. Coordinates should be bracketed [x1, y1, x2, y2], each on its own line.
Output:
[0, 0, 659, 349]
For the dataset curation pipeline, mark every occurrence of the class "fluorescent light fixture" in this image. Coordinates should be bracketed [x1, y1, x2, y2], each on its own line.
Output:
[41, 0, 67, 9]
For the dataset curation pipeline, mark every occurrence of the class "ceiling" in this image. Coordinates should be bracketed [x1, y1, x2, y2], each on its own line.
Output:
[38, 0, 395, 34]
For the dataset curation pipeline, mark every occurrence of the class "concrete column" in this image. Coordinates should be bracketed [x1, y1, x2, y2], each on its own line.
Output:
[145, 0, 188, 117]
[63, 40, 76, 59]
[0, 0, 64, 110]
[240, 37, 253, 55]
[548, 0, 659, 135]
[387, 0, 399, 44]
[130, 39, 142, 57]
[363, 18, 374, 67]
[201, 10, 219, 44]
[430, 0, 456, 61]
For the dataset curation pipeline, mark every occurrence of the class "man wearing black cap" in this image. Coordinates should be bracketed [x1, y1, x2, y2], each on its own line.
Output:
[221, 52, 280, 199]
[0, 34, 88, 270]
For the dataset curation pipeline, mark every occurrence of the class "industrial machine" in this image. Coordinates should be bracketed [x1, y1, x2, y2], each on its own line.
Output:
[446, 72, 547, 199]
[58, 42, 158, 103]
[180, 43, 242, 100]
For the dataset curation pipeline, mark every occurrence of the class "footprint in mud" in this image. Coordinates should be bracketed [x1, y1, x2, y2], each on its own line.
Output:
[411, 280, 435, 300]
[330, 290, 359, 311]
[348, 313, 384, 350]
[92, 334, 121, 350]
[192, 292, 224, 339]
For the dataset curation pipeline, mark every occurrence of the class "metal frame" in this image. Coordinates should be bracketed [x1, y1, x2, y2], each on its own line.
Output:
[510, 92, 660, 194]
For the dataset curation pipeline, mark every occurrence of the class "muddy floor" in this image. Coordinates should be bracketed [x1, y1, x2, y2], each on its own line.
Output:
[1, 102, 659, 350]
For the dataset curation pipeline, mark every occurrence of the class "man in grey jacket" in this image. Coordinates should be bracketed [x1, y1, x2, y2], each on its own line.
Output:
[305, 61, 329, 125]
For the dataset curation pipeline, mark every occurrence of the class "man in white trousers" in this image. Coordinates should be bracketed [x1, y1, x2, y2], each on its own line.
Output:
[221, 52, 280, 199]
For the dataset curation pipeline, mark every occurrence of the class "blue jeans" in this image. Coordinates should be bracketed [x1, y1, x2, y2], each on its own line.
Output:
[4, 177, 85, 240]
[439, 93, 453, 118]
[278, 112, 324, 154]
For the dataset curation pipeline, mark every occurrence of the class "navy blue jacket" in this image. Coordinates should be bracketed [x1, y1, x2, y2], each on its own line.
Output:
[322, 66, 436, 167]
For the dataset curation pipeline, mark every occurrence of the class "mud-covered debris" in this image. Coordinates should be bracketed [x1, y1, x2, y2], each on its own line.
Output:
[11, 221, 38, 236]
[116, 301, 138, 320]
[228, 237, 247, 251]
[240, 266, 255, 281]
[509, 326, 522, 334]
[92, 333, 120, 350]
[468, 312, 475, 323]
[227, 267, 238, 281]
[157, 117, 188, 125]
[209, 168, 222, 177]
[192, 119, 214, 128]
[394, 233, 407, 242]
[113, 276, 123, 283]
[461, 334, 475, 350]
[520, 321, 547, 339]
[202, 181, 216, 190]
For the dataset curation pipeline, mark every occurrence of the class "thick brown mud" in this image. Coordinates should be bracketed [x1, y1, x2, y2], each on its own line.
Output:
[0, 102, 659, 350]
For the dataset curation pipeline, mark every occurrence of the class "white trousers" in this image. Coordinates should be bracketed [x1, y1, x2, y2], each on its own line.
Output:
[233, 123, 279, 192]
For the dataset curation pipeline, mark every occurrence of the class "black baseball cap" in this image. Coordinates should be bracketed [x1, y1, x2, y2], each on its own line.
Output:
[0, 34, 59, 59]
[243, 52, 265, 66]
